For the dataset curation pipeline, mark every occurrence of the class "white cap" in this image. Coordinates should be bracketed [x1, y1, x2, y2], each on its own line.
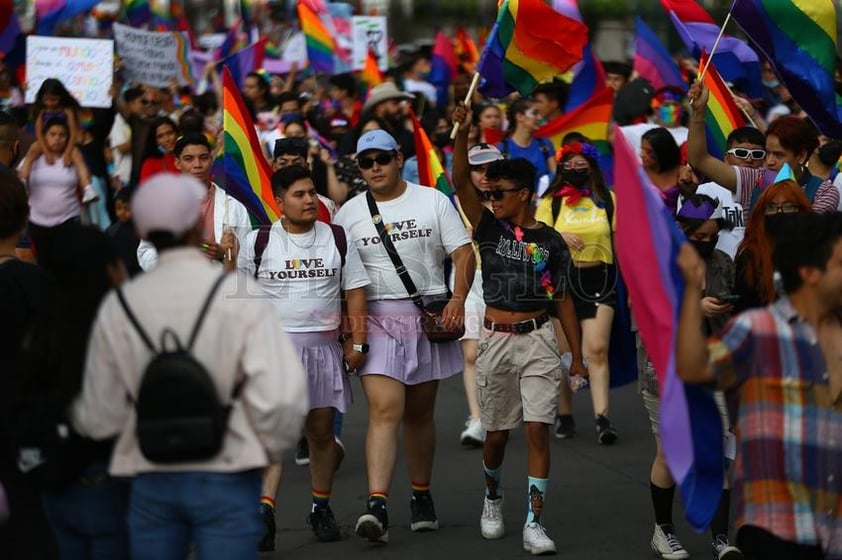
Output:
[132, 173, 206, 238]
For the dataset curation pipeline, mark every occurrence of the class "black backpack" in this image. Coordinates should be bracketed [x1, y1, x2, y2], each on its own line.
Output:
[116, 274, 243, 464]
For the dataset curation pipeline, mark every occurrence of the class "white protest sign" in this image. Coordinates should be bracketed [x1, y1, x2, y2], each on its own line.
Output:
[25, 36, 114, 108]
[113, 23, 194, 87]
[351, 16, 388, 72]
[263, 32, 308, 75]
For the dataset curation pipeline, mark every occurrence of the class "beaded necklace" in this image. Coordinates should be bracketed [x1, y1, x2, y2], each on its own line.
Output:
[498, 220, 555, 300]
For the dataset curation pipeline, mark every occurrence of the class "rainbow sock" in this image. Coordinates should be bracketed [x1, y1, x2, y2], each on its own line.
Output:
[312, 488, 330, 511]
[368, 491, 388, 507]
[260, 496, 276, 510]
[411, 481, 430, 500]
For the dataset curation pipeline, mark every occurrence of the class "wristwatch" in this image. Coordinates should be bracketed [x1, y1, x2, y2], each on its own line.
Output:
[352, 343, 370, 354]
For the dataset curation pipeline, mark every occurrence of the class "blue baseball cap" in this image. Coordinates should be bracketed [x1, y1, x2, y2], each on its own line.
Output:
[356, 129, 400, 155]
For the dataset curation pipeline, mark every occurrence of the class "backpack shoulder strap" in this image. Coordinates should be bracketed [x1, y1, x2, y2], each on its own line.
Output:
[186, 273, 228, 351]
[329, 223, 347, 268]
[116, 288, 156, 353]
[252, 225, 272, 279]
[604, 190, 615, 229]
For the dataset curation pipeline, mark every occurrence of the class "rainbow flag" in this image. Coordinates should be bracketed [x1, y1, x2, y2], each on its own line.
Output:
[700, 52, 746, 160]
[633, 17, 686, 92]
[660, 0, 761, 98]
[359, 47, 383, 100]
[731, 0, 842, 139]
[219, 66, 278, 225]
[429, 30, 457, 111]
[0, 0, 21, 55]
[454, 26, 479, 74]
[123, 0, 150, 27]
[296, 0, 335, 75]
[36, 0, 101, 34]
[614, 127, 723, 531]
[409, 109, 454, 201]
[477, 0, 587, 97]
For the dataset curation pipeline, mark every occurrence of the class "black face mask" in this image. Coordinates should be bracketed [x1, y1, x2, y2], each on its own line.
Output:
[433, 132, 451, 149]
[561, 169, 590, 189]
[765, 213, 798, 238]
[690, 238, 717, 259]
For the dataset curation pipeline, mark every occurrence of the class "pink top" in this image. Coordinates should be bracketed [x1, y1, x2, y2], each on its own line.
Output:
[27, 156, 81, 227]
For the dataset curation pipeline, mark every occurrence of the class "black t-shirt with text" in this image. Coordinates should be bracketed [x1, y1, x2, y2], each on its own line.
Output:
[474, 209, 570, 313]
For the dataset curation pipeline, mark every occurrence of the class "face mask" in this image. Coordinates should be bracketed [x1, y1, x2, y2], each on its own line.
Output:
[690, 238, 717, 259]
[562, 169, 590, 189]
[281, 112, 302, 124]
[765, 213, 798, 237]
[657, 104, 682, 127]
[433, 132, 451, 149]
[763, 79, 780, 89]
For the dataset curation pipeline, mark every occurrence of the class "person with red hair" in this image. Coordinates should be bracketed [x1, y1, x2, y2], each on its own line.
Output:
[687, 81, 838, 219]
[733, 179, 812, 311]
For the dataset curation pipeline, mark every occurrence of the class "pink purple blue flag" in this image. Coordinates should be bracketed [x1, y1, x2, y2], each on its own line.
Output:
[222, 38, 266, 90]
[613, 127, 723, 531]
[633, 17, 686, 92]
[36, 0, 101, 34]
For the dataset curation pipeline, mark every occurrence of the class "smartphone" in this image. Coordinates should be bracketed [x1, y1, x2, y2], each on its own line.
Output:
[718, 294, 742, 305]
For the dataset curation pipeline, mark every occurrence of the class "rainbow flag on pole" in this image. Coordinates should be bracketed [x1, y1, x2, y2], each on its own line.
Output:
[700, 52, 746, 160]
[359, 47, 383, 100]
[219, 66, 279, 225]
[296, 0, 335, 74]
[477, 0, 587, 97]
[409, 109, 454, 202]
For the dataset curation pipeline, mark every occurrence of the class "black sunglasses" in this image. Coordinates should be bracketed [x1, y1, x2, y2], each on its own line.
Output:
[357, 152, 395, 169]
[478, 187, 527, 201]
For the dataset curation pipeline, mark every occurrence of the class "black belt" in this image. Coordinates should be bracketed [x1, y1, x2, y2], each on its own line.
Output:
[484, 313, 550, 334]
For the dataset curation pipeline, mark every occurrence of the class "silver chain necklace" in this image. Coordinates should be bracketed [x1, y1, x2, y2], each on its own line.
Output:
[282, 218, 317, 250]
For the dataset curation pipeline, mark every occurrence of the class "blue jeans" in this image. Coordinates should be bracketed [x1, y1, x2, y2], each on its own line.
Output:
[41, 462, 130, 560]
[128, 470, 262, 560]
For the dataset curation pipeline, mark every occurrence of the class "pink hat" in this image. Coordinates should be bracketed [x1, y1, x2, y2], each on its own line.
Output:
[132, 173, 206, 238]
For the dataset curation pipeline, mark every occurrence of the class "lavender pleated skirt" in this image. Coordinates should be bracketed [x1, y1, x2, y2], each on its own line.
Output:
[358, 299, 463, 385]
[287, 330, 352, 412]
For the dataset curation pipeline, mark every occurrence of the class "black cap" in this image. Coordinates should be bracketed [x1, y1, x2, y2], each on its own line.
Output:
[273, 137, 308, 159]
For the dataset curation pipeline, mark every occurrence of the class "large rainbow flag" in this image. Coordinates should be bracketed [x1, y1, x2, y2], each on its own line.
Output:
[296, 0, 335, 75]
[700, 52, 746, 161]
[614, 127, 724, 531]
[731, 0, 842, 138]
[409, 109, 455, 202]
[219, 66, 279, 225]
[477, 0, 587, 97]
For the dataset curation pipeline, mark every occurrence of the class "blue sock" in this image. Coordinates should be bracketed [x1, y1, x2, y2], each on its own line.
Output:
[483, 462, 503, 500]
[334, 410, 344, 437]
[526, 477, 548, 525]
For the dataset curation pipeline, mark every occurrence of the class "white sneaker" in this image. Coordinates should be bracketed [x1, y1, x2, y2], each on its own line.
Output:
[480, 497, 504, 539]
[522, 521, 556, 555]
[81, 184, 99, 204]
[651, 524, 689, 559]
[460, 417, 485, 447]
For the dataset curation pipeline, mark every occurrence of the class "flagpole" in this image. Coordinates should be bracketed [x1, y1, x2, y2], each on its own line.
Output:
[449, 72, 481, 140]
[698, 11, 733, 82]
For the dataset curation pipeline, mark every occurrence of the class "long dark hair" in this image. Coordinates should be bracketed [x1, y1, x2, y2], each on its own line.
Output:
[142, 116, 179, 161]
[32, 78, 80, 119]
[546, 141, 610, 205]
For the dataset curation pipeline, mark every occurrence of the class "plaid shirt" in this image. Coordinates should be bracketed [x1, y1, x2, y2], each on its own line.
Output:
[734, 166, 839, 221]
[710, 297, 842, 558]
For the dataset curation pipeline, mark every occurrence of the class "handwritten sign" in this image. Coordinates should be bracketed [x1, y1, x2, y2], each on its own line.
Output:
[113, 23, 194, 88]
[351, 16, 388, 72]
[25, 36, 114, 108]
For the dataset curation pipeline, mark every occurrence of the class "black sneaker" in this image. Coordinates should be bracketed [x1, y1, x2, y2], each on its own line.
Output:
[355, 499, 389, 543]
[308, 504, 341, 542]
[554, 414, 576, 439]
[596, 415, 618, 445]
[295, 436, 310, 466]
[410, 493, 439, 532]
[258, 503, 276, 552]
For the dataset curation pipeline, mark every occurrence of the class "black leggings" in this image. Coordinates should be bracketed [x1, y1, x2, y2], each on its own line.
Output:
[737, 525, 824, 560]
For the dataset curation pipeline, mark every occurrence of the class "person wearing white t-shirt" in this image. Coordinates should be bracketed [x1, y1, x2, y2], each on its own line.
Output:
[335, 130, 475, 544]
[236, 165, 369, 546]
[620, 86, 689, 162]
[109, 87, 144, 190]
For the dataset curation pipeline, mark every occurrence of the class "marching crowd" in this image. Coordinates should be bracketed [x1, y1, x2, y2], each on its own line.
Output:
[0, 32, 841, 560]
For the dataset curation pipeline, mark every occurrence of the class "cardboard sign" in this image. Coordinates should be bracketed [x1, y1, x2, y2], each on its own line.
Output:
[351, 16, 388, 72]
[113, 23, 194, 87]
[25, 36, 114, 108]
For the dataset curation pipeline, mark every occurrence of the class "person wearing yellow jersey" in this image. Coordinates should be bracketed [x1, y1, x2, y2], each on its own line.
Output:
[536, 141, 618, 444]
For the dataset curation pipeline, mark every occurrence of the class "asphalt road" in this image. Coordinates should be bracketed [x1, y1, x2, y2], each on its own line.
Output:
[264, 376, 722, 560]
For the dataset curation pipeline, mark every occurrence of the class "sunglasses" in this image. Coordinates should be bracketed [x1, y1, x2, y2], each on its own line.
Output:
[357, 152, 395, 169]
[727, 148, 766, 160]
[478, 187, 527, 201]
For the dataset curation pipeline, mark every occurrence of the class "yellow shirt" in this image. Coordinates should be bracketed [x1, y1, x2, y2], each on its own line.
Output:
[535, 192, 615, 264]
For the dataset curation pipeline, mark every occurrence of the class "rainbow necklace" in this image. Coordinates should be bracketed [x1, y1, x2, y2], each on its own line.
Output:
[498, 220, 555, 300]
